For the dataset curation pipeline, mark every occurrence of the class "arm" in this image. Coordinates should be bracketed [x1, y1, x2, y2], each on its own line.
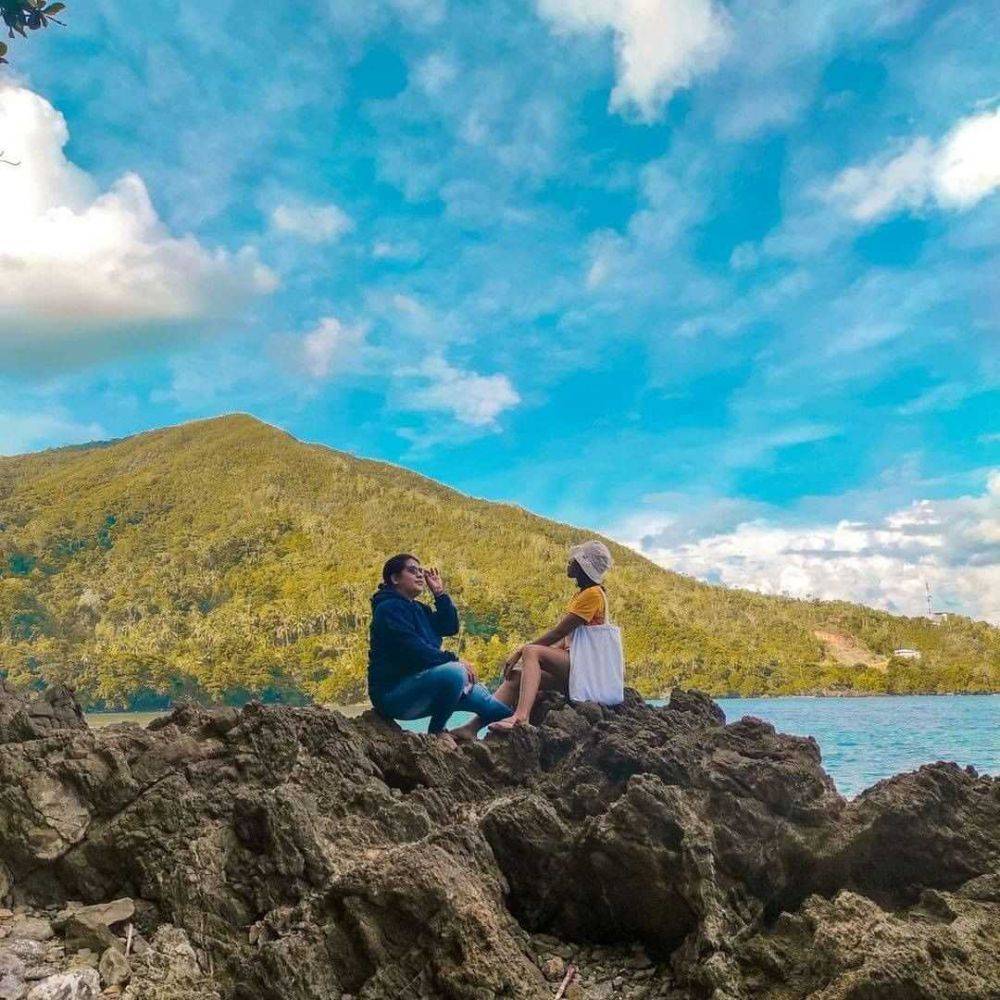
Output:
[505, 614, 586, 673]
[529, 613, 587, 648]
[377, 604, 458, 670]
[422, 567, 459, 636]
[425, 592, 460, 637]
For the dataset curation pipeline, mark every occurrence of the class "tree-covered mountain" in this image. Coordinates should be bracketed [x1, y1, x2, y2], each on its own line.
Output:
[0, 415, 996, 707]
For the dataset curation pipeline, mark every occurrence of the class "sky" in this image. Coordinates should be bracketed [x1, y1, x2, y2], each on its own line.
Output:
[1, 0, 998, 622]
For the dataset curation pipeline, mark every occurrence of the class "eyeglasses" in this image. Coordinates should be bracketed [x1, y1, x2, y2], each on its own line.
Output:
[403, 565, 424, 576]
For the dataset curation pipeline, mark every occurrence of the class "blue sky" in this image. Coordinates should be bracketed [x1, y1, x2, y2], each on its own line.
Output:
[1, 0, 998, 621]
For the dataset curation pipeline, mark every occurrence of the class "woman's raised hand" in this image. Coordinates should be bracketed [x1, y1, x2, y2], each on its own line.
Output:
[424, 567, 445, 595]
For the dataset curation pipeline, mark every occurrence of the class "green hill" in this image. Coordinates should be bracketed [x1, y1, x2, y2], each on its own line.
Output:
[0, 415, 996, 707]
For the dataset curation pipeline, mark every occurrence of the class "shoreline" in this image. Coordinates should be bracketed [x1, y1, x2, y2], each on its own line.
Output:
[82, 689, 1000, 718]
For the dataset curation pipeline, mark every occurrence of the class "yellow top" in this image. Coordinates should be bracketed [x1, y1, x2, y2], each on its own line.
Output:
[567, 585, 606, 625]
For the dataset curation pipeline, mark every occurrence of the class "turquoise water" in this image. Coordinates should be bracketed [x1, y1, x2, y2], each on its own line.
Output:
[713, 695, 1000, 797]
[403, 694, 999, 798]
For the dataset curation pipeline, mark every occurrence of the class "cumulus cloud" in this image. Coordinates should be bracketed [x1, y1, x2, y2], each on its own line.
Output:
[407, 357, 521, 427]
[617, 473, 1000, 624]
[278, 298, 518, 431]
[0, 412, 106, 457]
[828, 107, 1000, 221]
[536, 0, 730, 120]
[0, 85, 276, 359]
[270, 200, 354, 243]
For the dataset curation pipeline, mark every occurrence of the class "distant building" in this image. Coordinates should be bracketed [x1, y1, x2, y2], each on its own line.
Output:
[893, 648, 922, 660]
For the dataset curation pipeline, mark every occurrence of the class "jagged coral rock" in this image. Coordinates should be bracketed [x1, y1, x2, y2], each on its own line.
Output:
[735, 887, 1000, 999]
[0, 682, 996, 999]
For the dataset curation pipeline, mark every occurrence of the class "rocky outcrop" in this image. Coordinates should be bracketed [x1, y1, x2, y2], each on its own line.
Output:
[0, 683, 85, 746]
[733, 882, 1000, 999]
[0, 683, 996, 999]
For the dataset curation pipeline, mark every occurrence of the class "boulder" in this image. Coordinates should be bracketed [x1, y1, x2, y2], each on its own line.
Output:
[5, 920, 51, 944]
[0, 953, 25, 1000]
[0, 684, 86, 746]
[97, 947, 130, 988]
[52, 900, 132, 932]
[24, 969, 100, 1000]
[60, 914, 120, 956]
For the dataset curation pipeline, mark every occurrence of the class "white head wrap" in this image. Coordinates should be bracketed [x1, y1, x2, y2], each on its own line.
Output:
[570, 540, 613, 584]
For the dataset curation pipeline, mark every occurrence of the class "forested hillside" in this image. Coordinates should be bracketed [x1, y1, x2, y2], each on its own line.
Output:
[0, 415, 996, 707]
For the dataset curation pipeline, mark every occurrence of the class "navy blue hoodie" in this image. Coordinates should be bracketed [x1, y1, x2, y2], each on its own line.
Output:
[367, 587, 460, 703]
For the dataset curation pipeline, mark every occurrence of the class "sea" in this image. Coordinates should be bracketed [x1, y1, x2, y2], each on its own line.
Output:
[88, 694, 1000, 800]
[711, 695, 999, 797]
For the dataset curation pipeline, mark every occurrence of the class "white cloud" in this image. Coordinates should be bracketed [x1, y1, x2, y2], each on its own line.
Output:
[0, 85, 276, 353]
[0, 412, 106, 457]
[729, 241, 761, 272]
[829, 107, 1000, 221]
[407, 357, 520, 427]
[414, 53, 458, 95]
[896, 382, 972, 416]
[389, 0, 445, 26]
[537, 0, 730, 120]
[269, 200, 354, 243]
[372, 240, 422, 262]
[298, 317, 368, 379]
[617, 473, 1000, 624]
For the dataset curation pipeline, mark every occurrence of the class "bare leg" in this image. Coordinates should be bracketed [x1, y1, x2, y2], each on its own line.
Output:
[490, 656, 539, 729]
[452, 676, 519, 741]
[489, 645, 569, 730]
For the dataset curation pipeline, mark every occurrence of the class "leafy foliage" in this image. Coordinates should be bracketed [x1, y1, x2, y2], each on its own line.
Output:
[0, 415, 996, 707]
[0, 0, 66, 64]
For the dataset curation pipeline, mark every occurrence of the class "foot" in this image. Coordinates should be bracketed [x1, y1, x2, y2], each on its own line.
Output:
[487, 715, 529, 732]
[430, 732, 459, 751]
[450, 723, 480, 743]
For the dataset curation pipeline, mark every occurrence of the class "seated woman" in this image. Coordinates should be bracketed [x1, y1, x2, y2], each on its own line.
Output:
[452, 540, 614, 738]
[368, 553, 512, 744]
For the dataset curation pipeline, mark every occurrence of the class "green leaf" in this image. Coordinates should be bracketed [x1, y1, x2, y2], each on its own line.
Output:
[0, 41, 7, 54]
[43, 2, 63, 12]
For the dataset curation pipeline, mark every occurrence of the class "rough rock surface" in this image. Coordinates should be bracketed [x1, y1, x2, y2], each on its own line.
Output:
[0, 683, 996, 999]
[0, 682, 85, 746]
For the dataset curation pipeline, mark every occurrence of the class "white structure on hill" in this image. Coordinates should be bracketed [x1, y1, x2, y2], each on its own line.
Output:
[924, 582, 950, 625]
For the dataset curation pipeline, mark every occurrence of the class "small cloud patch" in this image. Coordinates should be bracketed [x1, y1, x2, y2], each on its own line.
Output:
[829, 107, 1000, 221]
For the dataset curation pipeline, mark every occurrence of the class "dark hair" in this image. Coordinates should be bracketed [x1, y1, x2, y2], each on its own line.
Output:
[380, 553, 419, 590]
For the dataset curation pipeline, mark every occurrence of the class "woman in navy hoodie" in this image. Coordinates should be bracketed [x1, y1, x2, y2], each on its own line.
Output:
[368, 553, 512, 741]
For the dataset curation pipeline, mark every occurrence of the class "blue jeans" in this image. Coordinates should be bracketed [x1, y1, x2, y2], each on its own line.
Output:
[375, 663, 512, 733]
